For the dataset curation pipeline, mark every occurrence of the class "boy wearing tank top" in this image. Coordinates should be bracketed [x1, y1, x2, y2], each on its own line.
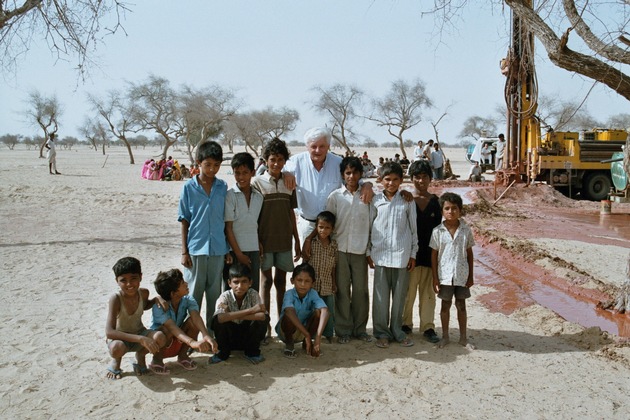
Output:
[105, 257, 167, 379]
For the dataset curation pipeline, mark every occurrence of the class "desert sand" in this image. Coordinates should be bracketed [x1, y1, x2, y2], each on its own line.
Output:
[1, 144, 629, 418]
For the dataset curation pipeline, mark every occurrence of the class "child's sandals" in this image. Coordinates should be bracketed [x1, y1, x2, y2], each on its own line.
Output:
[283, 347, 297, 359]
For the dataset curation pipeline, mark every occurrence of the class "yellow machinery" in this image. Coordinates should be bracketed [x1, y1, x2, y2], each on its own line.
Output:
[501, 1, 626, 200]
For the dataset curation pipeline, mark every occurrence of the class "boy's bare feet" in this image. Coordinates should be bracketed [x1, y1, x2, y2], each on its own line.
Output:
[437, 338, 450, 348]
[459, 338, 475, 350]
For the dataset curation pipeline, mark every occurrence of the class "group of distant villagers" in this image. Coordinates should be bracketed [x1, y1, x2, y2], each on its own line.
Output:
[141, 157, 198, 181]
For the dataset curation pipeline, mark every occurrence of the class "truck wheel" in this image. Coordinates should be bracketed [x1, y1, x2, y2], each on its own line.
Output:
[582, 172, 611, 201]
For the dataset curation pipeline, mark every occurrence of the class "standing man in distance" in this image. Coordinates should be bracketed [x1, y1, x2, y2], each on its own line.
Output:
[45, 133, 61, 175]
[495, 133, 506, 170]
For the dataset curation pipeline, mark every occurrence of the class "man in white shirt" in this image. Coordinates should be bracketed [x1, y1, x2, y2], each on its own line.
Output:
[413, 140, 424, 161]
[495, 133, 506, 170]
[45, 133, 61, 175]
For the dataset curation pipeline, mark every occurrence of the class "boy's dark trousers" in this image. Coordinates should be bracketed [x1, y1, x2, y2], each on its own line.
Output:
[211, 317, 268, 360]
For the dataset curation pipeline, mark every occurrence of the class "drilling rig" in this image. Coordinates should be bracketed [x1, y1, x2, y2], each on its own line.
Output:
[501, 0, 627, 200]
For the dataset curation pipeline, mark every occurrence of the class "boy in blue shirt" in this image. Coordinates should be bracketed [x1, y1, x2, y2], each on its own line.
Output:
[179, 141, 230, 331]
[276, 263, 329, 358]
[150, 269, 218, 374]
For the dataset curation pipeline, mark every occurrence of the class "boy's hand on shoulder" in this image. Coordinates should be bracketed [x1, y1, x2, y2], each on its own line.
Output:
[283, 172, 296, 190]
[139, 336, 160, 354]
[400, 189, 413, 202]
[156, 296, 169, 311]
[359, 182, 374, 204]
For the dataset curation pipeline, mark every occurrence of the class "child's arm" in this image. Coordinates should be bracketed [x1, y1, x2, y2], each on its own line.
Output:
[466, 247, 474, 288]
[431, 249, 440, 293]
[407, 257, 416, 272]
[180, 218, 192, 268]
[105, 294, 160, 354]
[290, 203, 301, 262]
[144, 290, 169, 311]
[188, 310, 218, 353]
[312, 307, 329, 357]
[160, 318, 213, 353]
[283, 307, 311, 340]
[216, 303, 266, 323]
[225, 221, 250, 267]
[301, 230, 317, 261]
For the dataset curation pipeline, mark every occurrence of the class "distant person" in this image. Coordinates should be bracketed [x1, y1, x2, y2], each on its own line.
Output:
[179, 141, 230, 331]
[402, 160, 442, 343]
[276, 263, 329, 358]
[422, 139, 434, 160]
[495, 133, 506, 170]
[45, 133, 61, 175]
[480, 143, 492, 165]
[430, 192, 475, 349]
[368, 162, 418, 349]
[468, 161, 482, 182]
[430, 143, 445, 180]
[255, 157, 267, 176]
[443, 159, 459, 180]
[211, 263, 268, 364]
[150, 269, 218, 373]
[105, 257, 167, 379]
[413, 140, 424, 161]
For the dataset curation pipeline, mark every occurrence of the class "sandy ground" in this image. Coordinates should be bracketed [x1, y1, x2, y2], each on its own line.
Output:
[1, 144, 630, 418]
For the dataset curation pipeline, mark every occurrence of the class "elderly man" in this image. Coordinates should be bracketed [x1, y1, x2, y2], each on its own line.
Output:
[284, 127, 374, 244]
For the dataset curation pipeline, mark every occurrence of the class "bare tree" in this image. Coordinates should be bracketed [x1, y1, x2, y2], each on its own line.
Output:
[311, 84, 364, 154]
[128, 75, 184, 159]
[0, 1, 129, 78]
[536, 94, 600, 131]
[458, 115, 498, 140]
[428, 1, 630, 101]
[228, 107, 299, 157]
[25, 90, 61, 157]
[87, 90, 137, 163]
[0, 134, 20, 149]
[368, 79, 433, 159]
[605, 113, 630, 130]
[180, 85, 240, 163]
[79, 117, 108, 154]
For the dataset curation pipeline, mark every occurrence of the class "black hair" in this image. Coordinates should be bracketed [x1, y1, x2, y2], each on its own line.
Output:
[228, 262, 252, 280]
[439, 192, 464, 211]
[316, 210, 336, 227]
[112, 256, 142, 278]
[427, 139, 434, 145]
[340, 156, 363, 176]
[380, 161, 403, 179]
[230, 152, 255, 171]
[262, 137, 290, 161]
[196, 140, 223, 163]
[154, 268, 185, 301]
[498, 133, 505, 139]
[292, 262, 316, 282]
[408, 160, 432, 180]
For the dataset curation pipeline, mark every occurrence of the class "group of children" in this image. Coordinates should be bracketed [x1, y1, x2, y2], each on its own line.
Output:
[106, 137, 476, 378]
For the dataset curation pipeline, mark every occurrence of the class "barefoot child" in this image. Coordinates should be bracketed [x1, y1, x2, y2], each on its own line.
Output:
[150, 269, 218, 374]
[430, 192, 475, 348]
[276, 263, 329, 358]
[210, 263, 268, 364]
[105, 257, 167, 379]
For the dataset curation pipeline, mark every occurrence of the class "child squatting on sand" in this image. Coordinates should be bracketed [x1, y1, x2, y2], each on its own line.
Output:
[430, 192, 476, 349]
[105, 257, 167, 379]
[276, 263, 329, 358]
[149, 268, 218, 374]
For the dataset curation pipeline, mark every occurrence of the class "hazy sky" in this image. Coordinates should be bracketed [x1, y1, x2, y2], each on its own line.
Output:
[1, 1, 627, 145]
